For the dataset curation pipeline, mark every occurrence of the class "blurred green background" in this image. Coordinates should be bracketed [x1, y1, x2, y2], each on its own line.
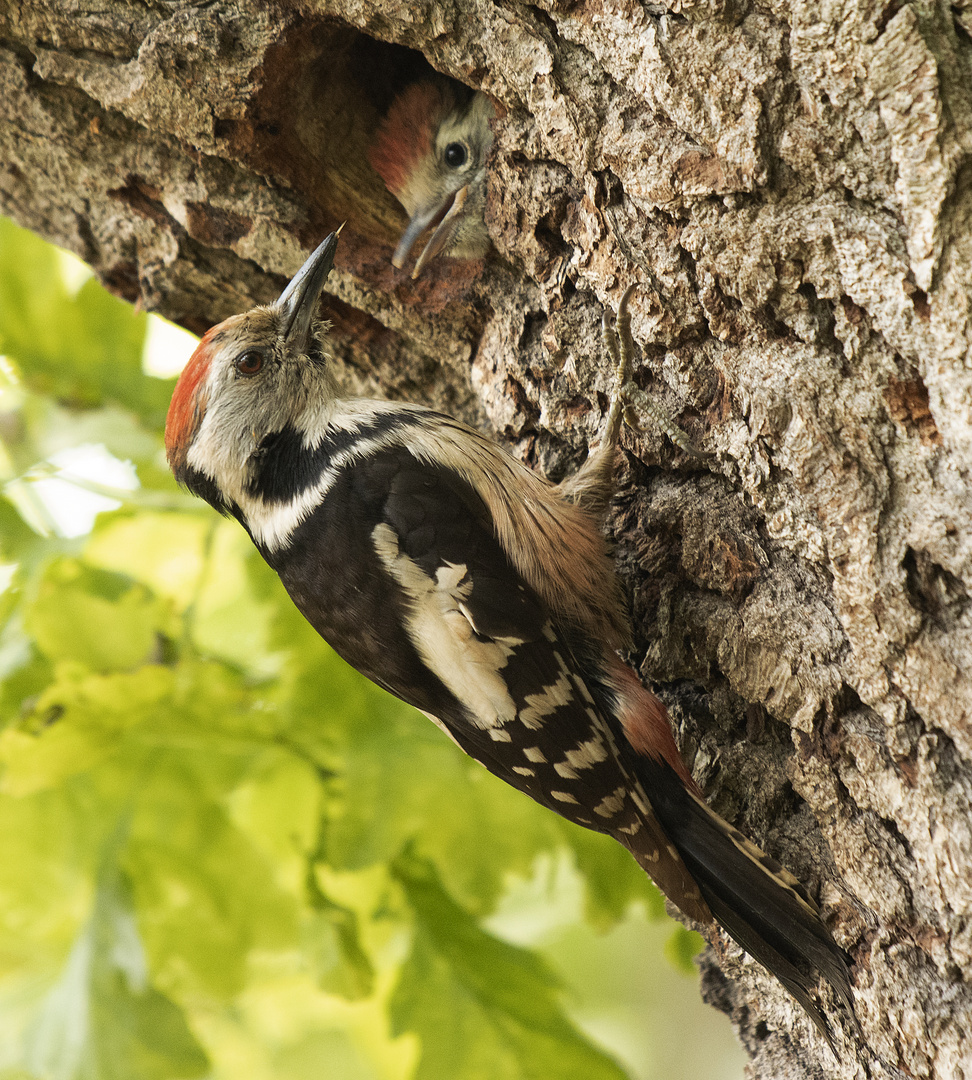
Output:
[0, 216, 745, 1080]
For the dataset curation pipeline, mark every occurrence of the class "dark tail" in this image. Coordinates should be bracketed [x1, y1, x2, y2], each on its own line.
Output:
[635, 756, 859, 1050]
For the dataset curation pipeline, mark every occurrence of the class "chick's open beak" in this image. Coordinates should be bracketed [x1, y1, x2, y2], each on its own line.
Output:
[392, 186, 469, 276]
[410, 187, 470, 279]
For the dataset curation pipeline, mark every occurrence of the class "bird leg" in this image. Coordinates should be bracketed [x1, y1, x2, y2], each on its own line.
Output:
[557, 286, 705, 519]
[598, 284, 638, 453]
[603, 286, 707, 460]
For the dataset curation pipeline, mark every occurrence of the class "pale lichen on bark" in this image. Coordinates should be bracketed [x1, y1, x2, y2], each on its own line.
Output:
[1, 1, 970, 1076]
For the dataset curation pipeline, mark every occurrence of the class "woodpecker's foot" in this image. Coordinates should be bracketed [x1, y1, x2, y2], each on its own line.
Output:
[599, 285, 636, 451]
[602, 286, 708, 460]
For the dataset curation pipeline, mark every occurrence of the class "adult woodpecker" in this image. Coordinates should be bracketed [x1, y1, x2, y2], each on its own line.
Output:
[369, 82, 494, 277]
[165, 232, 858, 1050]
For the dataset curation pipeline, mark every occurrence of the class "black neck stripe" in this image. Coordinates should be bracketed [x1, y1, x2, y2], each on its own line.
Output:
[245, 411, 421, 504]
[180, 464, 230, 514]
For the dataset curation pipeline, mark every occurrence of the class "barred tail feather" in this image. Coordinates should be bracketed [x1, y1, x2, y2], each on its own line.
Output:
[635, 756, 858, 1050]
[617, 810, 714, 926]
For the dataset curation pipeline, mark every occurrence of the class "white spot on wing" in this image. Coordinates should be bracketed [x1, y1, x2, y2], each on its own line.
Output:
[519, 669, 573, 729]
[593, 787, 627, 818]
[564, 734, 608, 770]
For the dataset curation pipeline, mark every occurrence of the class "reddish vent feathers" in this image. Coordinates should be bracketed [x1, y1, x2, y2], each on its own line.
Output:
[164, 331, 215, 471]
[607, 660, 701, 794]
[369, 83, 452, 196]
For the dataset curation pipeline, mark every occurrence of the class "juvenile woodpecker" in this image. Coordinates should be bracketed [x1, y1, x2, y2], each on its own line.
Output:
[369, 82, 494, 277]
[165, 232, 858, 1048]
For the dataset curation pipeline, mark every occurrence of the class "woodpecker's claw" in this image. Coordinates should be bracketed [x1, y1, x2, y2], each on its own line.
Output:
[602, 286, 708, 460]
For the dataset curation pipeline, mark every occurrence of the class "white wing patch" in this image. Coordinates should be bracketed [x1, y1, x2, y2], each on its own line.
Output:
[371, 522, 522, 730]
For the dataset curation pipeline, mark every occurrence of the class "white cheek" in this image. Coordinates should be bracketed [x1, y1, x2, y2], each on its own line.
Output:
[187, 399, 256, 500]
[185, 360, 340, 526]
[186, 366, 271, 494]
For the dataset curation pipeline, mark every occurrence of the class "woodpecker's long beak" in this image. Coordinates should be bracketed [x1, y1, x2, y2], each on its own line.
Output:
[277, 229, 341, 349]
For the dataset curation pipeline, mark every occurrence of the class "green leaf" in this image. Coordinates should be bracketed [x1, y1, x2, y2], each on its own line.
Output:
[0, 609, 52, 729]
[25, 560, 172, 672]
[0, 218, 172, 427]
[0, 666, 176, 796]
[303, 896, 374, 1000]
[126, 766, 302, 999]
[0, 495, 38, 557]
[26, 838, 208, 1080]
[390, 850, 630, 1080]
[664, 924, 705, 975]
[86, 515, 280, 675]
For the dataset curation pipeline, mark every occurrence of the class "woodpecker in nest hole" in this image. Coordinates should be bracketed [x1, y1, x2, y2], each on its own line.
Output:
[165, 231, 859, 1052]
[369, 81, 494, 277]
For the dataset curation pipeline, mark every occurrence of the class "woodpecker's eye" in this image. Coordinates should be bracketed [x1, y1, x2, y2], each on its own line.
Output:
[235, 350, 265, 376]
[444, 142, 467, 168]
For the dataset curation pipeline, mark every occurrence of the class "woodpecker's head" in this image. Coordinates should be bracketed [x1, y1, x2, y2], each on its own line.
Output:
[369, 82, 494, 277]
[165, 231, 340, 513]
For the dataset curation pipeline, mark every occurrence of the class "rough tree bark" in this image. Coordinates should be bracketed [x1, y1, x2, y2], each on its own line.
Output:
[1, 1, 970, 1077]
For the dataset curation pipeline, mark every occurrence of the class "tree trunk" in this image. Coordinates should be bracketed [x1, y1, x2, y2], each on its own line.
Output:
[2, 1, 970, 1076]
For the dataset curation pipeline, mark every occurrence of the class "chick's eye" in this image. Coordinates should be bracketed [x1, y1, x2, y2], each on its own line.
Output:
[235, 350, 265, 376]
[444, 142, 467, 168]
